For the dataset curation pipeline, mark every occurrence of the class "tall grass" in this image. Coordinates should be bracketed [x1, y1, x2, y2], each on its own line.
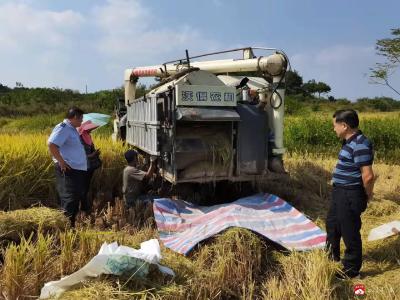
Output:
[0, 156, 399, 299]
[261, 250, 340, 300]
[0, 112, 399, 299]
[0, 114, 63, 134]
[2, 236, 32, 299]
[31, 232, 56, 295]
[285, 112, 400, 163]
[1, 112, 399, 209]
[0, 207, 68, 243]
[59, 230, 77, 276]
[0, 133, 126, 210]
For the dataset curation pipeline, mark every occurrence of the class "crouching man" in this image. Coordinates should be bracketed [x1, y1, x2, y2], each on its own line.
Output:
[122, 150, 157, 207]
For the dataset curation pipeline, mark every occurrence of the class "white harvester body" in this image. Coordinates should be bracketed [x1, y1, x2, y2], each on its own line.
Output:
[118, 47, 288, 183]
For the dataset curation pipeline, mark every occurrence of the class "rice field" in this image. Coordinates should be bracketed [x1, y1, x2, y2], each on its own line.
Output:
[285, 111, 400, 163]
[0, 132, 126, 210]
[0, 112, 399, 299]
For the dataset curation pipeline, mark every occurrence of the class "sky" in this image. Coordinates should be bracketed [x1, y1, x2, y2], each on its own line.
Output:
[0, 0, 399, 100]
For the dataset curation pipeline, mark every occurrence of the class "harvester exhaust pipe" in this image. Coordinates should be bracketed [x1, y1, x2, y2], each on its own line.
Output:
[260, 75, 286, 174]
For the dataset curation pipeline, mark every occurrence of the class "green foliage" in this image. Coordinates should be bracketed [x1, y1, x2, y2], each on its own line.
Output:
[302, 79, 331, 98]
[285, 95, 307, 115]
[285, 116, 338, 152]
[370, 28, 400, 96]
[285, 70, 303, 95]
[0, 87, 115, 117]
[0, 84, 147, 117]
[376, 28, 400, 65]
[0, 83, 11, 93]
[285, 70, 330, 99]
[284, 96, 400, 115]
[355, 97, 400, 112]
[0, 114, 63, 133]
[284, 113, 400, 163]
[315, 81, 331, 97]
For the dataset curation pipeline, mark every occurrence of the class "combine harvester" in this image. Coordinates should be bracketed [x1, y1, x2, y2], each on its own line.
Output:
[115, 47, 327, 253]
[115, 47, 289, 195]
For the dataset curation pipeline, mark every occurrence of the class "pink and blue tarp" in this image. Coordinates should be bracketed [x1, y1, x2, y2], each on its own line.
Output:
[153, 193, 326, 255]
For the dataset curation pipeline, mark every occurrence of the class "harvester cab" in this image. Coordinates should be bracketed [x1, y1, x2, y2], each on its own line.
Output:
[116, 47, 288, 190]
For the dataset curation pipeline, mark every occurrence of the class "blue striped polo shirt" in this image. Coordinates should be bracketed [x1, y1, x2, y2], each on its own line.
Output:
[332, 130, 374, 186]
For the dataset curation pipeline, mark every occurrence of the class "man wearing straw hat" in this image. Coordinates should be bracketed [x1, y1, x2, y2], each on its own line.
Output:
[48, 107, 87, 227]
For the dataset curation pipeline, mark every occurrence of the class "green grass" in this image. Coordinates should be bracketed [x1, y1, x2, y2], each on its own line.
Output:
[0, 113, 113, 136]
[284, 112, 400, 163]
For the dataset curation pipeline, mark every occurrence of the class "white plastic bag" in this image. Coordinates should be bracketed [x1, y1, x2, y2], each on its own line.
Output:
[368, 220, 400, 241]
[40, 239, 174, 299]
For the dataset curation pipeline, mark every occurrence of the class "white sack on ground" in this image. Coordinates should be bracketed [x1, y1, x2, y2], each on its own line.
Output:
[40, 239, 174, 299]
[368, 220, 400, 241]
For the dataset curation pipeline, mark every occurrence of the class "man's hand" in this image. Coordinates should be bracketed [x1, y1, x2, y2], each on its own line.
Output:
[145, 156, 158, 179]
[88, 149, 100, 158]
[367, 192, 374, 202]
[48, 142, 71, 172]
[59, 160, 71, 172]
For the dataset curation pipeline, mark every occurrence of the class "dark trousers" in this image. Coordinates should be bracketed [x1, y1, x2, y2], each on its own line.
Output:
[55, 165, 86, 227]
[326, 185, 368, 275]
[81, 169, 94, 213]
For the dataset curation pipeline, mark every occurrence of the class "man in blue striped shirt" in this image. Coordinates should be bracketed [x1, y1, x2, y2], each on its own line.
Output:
[326, 109, 375, 279]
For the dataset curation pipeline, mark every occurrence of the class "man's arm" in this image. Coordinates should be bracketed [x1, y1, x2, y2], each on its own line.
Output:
[144, 158, 157, 179]
[48, 142, 70, 172]
[361, 165, 374, 201]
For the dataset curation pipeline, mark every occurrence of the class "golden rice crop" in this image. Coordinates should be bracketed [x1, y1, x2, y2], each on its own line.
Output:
[0, 133, 127, 210]
[0, 207, 68, 242]
[0, 112, 399, 299]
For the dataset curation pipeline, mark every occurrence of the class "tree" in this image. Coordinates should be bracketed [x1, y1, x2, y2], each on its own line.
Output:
[302, 80, 331, 99]
[285, 70, 303, 95]
[15, 82, 24, 88]
[370, 28, 400, 96]
[302, 79, 315, 95]
[315, 81, 331, 98]
[376, 28, 400, 64]
[0, 83, 11, 93]
[302, 79, 318, 97]
[370, 63, 400, 96]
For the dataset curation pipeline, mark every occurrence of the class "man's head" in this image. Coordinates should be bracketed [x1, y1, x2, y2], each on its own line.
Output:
[332, 109, 359, 139]
[124, 150, 138, 165]
[66, 107, 84, 128]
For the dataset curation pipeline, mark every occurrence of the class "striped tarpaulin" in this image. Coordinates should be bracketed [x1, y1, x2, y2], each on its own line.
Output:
[153, 193, 326, 255]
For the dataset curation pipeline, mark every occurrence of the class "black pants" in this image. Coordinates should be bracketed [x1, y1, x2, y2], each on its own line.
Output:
[326, 185, 368, 275]
[81, 169, 94, 213]
[55, 165, 86, 227]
